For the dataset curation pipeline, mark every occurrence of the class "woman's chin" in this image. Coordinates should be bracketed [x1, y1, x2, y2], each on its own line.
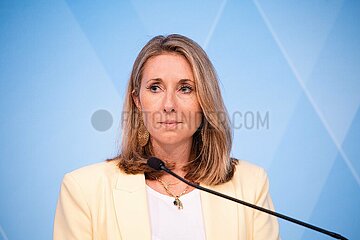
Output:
[151, 134, 192, 147]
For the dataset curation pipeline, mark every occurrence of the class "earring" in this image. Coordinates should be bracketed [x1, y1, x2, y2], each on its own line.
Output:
[138, 114, 149, 147]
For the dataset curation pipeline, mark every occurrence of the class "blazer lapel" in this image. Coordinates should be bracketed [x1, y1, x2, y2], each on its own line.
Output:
[112, 171, 242, 240]
[200, 181, 239, 240]
[112, 172, 151, 240]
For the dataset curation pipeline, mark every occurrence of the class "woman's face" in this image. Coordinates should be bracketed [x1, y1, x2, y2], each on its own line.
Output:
[134, 53, 202, 146]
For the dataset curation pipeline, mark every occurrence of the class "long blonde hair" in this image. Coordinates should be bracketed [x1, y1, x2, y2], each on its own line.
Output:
[108, 34, 237, 185]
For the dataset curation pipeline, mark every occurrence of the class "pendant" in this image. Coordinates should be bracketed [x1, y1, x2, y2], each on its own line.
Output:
[173, 197, 183, 210]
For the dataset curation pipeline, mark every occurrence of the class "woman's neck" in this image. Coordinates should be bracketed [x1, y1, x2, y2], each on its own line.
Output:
[150, 138, 192, 177]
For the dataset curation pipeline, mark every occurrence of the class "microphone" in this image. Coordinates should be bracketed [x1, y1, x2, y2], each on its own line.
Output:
[147, 157, 348, 240]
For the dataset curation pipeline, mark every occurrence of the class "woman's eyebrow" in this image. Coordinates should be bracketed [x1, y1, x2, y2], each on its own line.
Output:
[146, 78, 194, 84]
[146, 78, 162, 83]
[178, 79, 194, 84]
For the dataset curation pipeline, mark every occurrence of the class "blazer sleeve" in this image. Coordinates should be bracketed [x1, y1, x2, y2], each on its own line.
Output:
[53, 173, 92, 240]
[253, 168, 280, 240]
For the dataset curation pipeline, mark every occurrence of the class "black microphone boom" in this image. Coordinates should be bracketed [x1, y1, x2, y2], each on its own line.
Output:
[147, 157, 348, 240]
[147, 157, 164, 170]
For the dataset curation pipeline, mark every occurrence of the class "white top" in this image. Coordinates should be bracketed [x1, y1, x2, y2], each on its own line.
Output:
[146, 186, 206, 240]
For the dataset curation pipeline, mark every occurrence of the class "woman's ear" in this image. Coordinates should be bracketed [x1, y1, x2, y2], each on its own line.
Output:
[132, 90, 141, 110]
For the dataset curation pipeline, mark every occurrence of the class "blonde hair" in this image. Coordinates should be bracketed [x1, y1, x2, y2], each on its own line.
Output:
[108, 34, 237, 185]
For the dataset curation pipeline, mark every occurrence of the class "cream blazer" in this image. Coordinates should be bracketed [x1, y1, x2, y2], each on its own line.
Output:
[53, 160, 280, 240]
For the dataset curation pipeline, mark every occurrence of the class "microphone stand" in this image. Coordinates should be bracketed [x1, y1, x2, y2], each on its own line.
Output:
[158, 164, 348, 240]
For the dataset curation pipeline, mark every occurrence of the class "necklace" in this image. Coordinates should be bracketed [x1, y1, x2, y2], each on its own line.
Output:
[156, 178, 189, 210]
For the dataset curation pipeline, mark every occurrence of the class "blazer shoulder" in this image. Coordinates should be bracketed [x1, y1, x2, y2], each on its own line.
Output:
[63, 160, 120, 195]
[67, 160, 119, 177]
[231, 159, 270, 199]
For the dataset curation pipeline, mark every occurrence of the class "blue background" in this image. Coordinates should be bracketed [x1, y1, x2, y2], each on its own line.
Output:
[1, 0, 359, 239]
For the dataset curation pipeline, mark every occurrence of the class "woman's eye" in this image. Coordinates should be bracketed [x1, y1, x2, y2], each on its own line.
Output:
[179, 85, 193, 93]
[147, 85, 161, 92]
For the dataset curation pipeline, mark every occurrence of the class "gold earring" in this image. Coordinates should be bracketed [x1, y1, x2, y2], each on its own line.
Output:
[138, 115, 149, 147]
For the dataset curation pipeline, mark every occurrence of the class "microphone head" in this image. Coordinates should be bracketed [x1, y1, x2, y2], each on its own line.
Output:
[147, 157, 165, 171]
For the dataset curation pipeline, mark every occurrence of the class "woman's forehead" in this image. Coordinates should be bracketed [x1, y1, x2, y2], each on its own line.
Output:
[142, 54, 194, 82]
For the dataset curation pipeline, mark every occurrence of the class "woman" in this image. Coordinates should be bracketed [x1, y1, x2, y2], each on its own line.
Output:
[54, 34, 280, 240]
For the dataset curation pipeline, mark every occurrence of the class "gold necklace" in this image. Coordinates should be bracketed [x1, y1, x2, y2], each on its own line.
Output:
[156, 178, 189, 210]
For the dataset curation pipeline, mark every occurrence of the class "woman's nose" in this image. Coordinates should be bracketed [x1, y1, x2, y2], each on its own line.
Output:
[163, 92, 176, 113]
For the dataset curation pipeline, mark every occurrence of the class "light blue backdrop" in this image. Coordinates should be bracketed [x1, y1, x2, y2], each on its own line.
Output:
[1, 0, 359, 239]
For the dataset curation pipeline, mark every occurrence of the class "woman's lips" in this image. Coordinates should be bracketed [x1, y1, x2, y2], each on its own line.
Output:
[160, 121, 181, 124]
[158, 121, 182, 128]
